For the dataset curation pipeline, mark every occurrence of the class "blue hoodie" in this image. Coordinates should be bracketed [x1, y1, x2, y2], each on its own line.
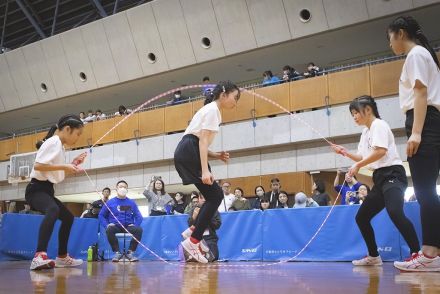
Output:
[98, 196, 143, 228]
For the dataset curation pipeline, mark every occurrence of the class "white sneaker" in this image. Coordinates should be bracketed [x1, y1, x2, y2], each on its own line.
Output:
[181, 239, 208, 264]
[30, 252, 55, 271]
[352, 255, 383, 266]
[394, 251, 440, 272]
[181, 227, 193, 240]
[55, 255, 83, 268]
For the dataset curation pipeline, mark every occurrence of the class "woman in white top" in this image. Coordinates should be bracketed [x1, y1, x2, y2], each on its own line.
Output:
[174, 81, 240, 263]
[332, 96, 420, 267]
[387, 16, 440, 272]
[26, 115, 87, 270]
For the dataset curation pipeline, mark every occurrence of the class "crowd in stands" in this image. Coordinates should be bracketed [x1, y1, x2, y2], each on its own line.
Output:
[262, 62, 321, 86]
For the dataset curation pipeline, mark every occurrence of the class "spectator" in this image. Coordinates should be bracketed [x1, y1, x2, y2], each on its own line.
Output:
[303, 62, 320, 78]
[251, 185, 266, 210]
[90, 187, 111, 217]
[312, 179, 331, 206]
[282, 65, 301, 82]
[357, 184, 370, 204]
[79, 112, 86, 123]
[19, 203, 40, 215]
[186, 196, 221, 262]
[334, 169, 362, 205]
[260, 198, 270, 211]
[293, 192, 319, 208]
[83, 110, 96, 123]
[115, 105, 132, 116]
[80, 203, 94, 218]
[265, 178, 281, 209]
[262, 70, 281, 86]
[7, 201, 16, 213]
[169, 90, 188, 105]
[172, 192, 187, 215]
[98, 180, 143, 262]
[277, 191, 291, 208]
[218, 181, 235, 212]
[95, 109, 106, 121]
[202, 76, 215, 100]
[184, 191, 200, 214]
[230, 188, 251, 211]
[143, 176, 173, 216]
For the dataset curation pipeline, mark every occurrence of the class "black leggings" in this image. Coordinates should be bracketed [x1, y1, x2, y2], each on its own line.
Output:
[355, 166, 420, 257]
[25, 179, 74, 256]
[406, 106, 440, 248]
[191, 182, 223, 241]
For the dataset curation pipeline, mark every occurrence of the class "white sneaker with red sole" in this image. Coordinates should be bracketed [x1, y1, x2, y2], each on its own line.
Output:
[30, 252, 55, 271]
[181, 239, 208, 264]
[55, 255, 83, 268]
[394, 252, 440, 272]
[352, 255, 383, 266]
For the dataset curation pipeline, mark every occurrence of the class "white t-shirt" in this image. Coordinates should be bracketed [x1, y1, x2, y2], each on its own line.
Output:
[218, 194, 235, 212]
[184, 102, 221, 140]
[399, 45, 440, 113]
[30, 135, 66, 184]
[357, 119, 402, 170]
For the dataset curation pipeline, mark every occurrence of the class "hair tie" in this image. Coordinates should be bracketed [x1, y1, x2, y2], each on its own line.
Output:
[55, 124, 59, 129]
[222, 86, 226, 93]
[416, 29, 422, 35]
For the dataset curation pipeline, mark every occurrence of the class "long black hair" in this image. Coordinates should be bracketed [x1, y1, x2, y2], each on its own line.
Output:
[349, 95, 381, 119]
[313, 179, 326, 194]
[204, 80, 240, 105]
[152, 178, 166, 195]
[36, 114, 83, 149]
[388, 16, 440, 70]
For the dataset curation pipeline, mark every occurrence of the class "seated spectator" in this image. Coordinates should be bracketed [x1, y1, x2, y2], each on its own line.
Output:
[250, 185, 266, 210]
[277, 191, 291, 208]
[334, 169, 362, 205]
[303, 62, 320, 78]
[89, 187, 111, 218]
[312, 179, 331, 206]
[7, 201, 16, 213]
[229, 188, 251, 211]
[19, 203, 40, 215]
[265, 178, 281, 209]
[172, 192, 187, 215]
[282, 65, 301, 82]
[357, 184, 370, 204]
[95, 109, 106, 121]
[184, 191, 200, 214]
[115, 105, 132, 116]
[202, 76, 215, 99]
[98, 180, 143, 262]
[80, 203, 94, 218]
[143, 176, 173, 216]
[262, 70, 281, 86]
[218, 181, 235, 212]
[293, 192, 319, 208]
[186, 196, 221, 262]
[345, 191, 361, 205]
[79, 112, 86, 123]
[169, 90, 188, 105]
[83, 110, 96, 123]
[260, 198, 270, 211]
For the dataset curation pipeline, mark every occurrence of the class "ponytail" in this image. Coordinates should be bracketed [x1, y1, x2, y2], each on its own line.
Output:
[36, 114, 84, 149]
[349, 95, 381, 119]
[388, 16, 440, 70]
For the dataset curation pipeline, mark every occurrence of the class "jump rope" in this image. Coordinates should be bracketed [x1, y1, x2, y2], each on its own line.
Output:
[79, 83, 347, 268]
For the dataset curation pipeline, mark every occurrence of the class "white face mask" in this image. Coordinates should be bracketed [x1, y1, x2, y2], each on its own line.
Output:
[175, 94, 181, 99]
[117, 187, 128, 197]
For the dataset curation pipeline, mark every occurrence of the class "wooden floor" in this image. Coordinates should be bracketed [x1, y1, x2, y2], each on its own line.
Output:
[0, 261, 438, 293]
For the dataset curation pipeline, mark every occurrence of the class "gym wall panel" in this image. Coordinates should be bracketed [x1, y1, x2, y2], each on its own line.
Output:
[222, 121, 255, 151]
[163, 133, 184, 159]
[365, 0, 412, 18]
[212, 0, 257, 54]
[328, 66, 371, 105]
[328, 104, 363, 138]
[0, 184, 19, 201]
[0, 161, 8, 181]
[376, 96, 405, 129]
[151, 0, 196, 69]
[137, 136, 165, 163]
[246, 0, 291, 46]
[126, 3, 170, 75]
[21, 42, 57, 103]
[290, 75, 328, 111]
[103, 13, 143, 82]
[282, 0, 329, 38]
[260, 147, 297, 175]
[40, 36, 77, 98]
[60, 29, 98, 92]
[4, 49, 38, 106]
[180, 0, 226, 63]
[323, 0, 369, 29]
[210, 159, 228, 180]
[370, 60, 404, 98]
[227, 151, 261, 178]
[90, 145, 114, 169]
[96, 169, 119, 192]
[143, 163, 171, 186]
[119, 165, 145, 189]
[113, 141, 138, 166]
[254, 116, 291, 147]
[75, 174, 97, 194]
[290, 109, 330, 142]
[412, 0, 440, 7]
[0, 55, 21, 110]
[297, 145, 336, 172]
[81, 21, 119, 87]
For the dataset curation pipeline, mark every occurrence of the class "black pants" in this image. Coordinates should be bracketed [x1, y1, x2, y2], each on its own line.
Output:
[406, 106, 440, 248]
[25, 179, 74, 256]
[106, 225, 143, 252]
[192, 182, 223, 241]
[355, 165, 420, 257]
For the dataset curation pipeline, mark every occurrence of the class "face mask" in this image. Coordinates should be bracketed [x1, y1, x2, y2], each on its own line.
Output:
[117, 188, 128, 197]
[175, 95, 181, 99]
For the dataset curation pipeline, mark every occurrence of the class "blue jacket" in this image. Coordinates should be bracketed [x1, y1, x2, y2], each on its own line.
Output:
[98, 196, 143, 228]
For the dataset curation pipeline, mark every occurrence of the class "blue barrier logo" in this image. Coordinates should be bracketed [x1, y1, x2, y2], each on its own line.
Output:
[241, 248, 258, 253]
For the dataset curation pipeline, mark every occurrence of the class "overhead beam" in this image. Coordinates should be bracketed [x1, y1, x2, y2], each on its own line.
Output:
[51, 0, 61, 36]
[1, 0, 9, 48]
[113, 0, 119, 14]
[14, 0, 46, 38]
[89, 0, 107, 18]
